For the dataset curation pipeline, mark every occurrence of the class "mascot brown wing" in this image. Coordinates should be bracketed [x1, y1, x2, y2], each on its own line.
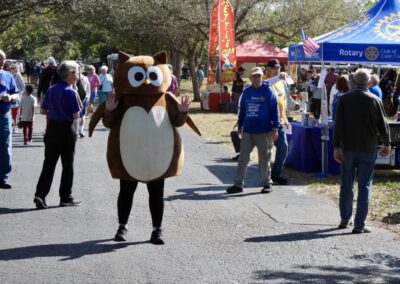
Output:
[166, 92, 201, 136]
[88, 102, 106, 137]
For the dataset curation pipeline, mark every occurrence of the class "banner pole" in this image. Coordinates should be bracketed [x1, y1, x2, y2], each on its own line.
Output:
[316, 61, 328, 178]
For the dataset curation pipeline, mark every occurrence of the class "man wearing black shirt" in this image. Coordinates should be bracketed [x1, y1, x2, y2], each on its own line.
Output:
[37, 56, 61, 102]
[333, 68, 390, 234]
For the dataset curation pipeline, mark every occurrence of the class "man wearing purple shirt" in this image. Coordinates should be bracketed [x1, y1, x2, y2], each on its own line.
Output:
[34, 60, 82, 209]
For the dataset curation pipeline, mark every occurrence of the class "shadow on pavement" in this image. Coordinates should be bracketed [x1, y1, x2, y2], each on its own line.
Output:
[91, 127, 108, 132]
[0, 206, 59, 215]
[0, 239, 149, 261]
[166, 185, 260, 201]
[253, 253, 400, 283]
[205, 141, 225, 145]
[205, 164, 260, 186]
[212, 157, 238, 163]
[12, 145, 44, 148]
[244, 228, 351, 243]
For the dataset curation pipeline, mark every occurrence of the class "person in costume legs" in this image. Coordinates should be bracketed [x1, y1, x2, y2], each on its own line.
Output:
[89, 51, 200, 244]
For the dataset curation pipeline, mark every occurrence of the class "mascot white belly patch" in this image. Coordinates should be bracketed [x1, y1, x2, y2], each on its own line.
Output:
[120, 106, 174, 181]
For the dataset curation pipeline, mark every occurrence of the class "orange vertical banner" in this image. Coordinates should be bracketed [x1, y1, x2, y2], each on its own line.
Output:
[207, 1, 219, 85]
[218, 0, 236, 83]
[207, 0, 236, 85]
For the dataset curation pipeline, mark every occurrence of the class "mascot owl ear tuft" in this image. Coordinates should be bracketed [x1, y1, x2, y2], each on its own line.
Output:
[153, 51, 167, 65]
[118, 51, 130, 64]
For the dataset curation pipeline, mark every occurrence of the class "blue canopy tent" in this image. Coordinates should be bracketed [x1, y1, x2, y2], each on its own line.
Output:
[289, 0, 400, 64]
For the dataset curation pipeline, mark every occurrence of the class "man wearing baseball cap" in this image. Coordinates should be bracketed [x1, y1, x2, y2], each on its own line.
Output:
[264, 59, 298, 185]
[226, 66, 279, 194]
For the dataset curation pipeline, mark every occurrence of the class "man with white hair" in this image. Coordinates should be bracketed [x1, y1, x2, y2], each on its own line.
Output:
[34, 60, 81, 209]
[37, 56, 60, 101]
[333, 68, 390, 234]
[368, 74, 383, 100]
[0, 49, 20, 189]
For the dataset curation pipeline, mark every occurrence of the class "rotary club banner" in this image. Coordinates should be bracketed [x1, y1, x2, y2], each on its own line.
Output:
[207, 0, 236, 84]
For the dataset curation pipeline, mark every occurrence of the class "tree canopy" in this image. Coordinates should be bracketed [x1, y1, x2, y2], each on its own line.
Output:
[0, 0, 374, 99]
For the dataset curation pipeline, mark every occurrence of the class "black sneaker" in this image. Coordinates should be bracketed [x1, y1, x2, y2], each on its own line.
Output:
[226, 185, 243, 194]
[338, 219, 353, 229]
[271, 176, 288, 185]
[352, 226, 372, 234]
[0, 182, 12, 189]
[150, 228, 164, 245]
[114, 225, 128, 242]
[59, 199, 82, 207]
[33, 196, 48, 209]
[261, 185, 273, 194]
[79, 132, 85, 138]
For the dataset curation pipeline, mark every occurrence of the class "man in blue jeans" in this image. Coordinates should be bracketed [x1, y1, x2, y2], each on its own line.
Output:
[264, 59, 299, 185]
[333, 68, 390, 234]
[0, 49, 19, 189]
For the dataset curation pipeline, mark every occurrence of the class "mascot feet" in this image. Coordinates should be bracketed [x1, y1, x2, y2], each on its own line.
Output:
[114, 225, 128, 242]
[150, 228, 164, 245]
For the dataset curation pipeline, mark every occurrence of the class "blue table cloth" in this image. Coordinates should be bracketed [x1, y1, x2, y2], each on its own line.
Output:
[286, 122, 340, 175]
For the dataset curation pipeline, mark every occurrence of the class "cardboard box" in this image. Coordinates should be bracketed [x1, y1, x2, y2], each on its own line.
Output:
[376, 147, 396, 166]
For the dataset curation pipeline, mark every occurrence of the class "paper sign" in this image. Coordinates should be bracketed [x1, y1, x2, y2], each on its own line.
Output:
[285, 76, 294, 85]
[318, 69, 327, 88]
[285, 123, 292, 135]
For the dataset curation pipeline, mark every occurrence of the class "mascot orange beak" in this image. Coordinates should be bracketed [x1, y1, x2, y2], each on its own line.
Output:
[143, 79, 151, 85]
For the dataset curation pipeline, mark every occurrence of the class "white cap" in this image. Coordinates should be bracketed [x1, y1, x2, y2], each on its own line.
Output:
[251, 67, 264, 76]
[46, 56, 56, 65]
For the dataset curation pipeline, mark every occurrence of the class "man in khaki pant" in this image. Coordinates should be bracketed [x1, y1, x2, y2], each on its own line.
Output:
[226, 67, 279, 194]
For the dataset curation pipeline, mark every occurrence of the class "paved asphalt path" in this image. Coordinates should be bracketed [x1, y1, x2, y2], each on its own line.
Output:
[1, 111, 399, 283]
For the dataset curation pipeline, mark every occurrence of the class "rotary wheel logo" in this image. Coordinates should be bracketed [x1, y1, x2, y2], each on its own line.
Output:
[374, 12, 400, 42]
[365, 46, 379, 61]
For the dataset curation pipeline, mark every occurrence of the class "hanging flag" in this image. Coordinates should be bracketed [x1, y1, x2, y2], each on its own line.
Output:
[207, 1, 219, 84]
[218, 0, 236, 83]
[301, 29, 320, 58]
[207, 0, 236, 84]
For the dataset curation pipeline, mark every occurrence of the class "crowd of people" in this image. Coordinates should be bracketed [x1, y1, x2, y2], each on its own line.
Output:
[0, 49, 190, 244]
[0, 50, 115, 193]
[225, 59, 390, 235]
[0, 47, 393, 243]
[297, 66, 387, 120]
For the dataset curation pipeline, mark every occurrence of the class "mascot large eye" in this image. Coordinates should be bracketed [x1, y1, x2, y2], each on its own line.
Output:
[128, 66, 146, 87]
[146, 66, 163, 87]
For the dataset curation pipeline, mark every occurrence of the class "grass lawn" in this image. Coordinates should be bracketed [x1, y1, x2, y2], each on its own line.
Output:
[180, 80, 400, 235]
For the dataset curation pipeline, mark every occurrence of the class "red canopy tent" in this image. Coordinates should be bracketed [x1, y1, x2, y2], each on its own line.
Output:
[236, 40, 288, 64]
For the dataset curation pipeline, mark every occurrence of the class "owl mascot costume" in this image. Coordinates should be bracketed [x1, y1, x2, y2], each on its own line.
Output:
[89, 51, 201, 244]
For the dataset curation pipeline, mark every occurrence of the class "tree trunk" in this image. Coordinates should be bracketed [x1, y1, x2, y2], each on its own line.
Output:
[188, 48, 201, 102]
[171, 50, 181, 86]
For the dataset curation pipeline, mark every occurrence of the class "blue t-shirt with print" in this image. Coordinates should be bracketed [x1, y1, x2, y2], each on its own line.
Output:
[238, 81, 279, 133]
[41, 80, 80, 122]
[0, 70, 19, 111]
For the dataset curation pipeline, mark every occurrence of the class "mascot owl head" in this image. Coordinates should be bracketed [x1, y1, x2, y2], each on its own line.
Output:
[113, 51, 172, 98]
